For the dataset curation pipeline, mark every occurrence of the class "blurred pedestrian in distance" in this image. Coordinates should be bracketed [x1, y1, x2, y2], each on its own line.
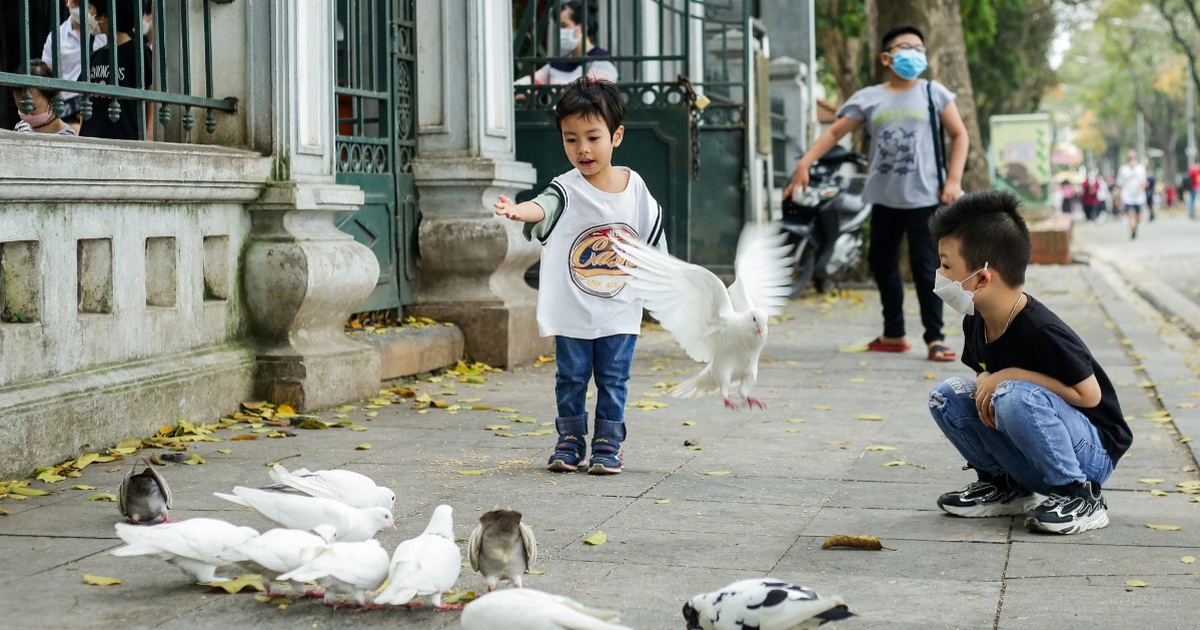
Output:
[1059, 179, 1076, 216]
[1144, 170, 1157, 221]
[1115, 151, 1147, 240]
[1080, 170, 1102, 222]
[1188, 162, 1200, 220]
[9, 61, 77, 136]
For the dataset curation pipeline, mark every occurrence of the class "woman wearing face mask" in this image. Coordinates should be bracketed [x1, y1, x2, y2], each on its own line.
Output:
[515, 0, 617, 87]
[39, 0, 108, 132]
[10, 61, 76, 136]
[783, 25, 970, 362]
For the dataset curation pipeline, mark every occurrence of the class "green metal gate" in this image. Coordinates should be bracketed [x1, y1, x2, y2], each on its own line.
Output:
[512, 0, 752, 276]
[335, 0, 418, 311]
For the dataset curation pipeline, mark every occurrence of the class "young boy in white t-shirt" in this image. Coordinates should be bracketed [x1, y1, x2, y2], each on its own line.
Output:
[494, 77, 665, 474]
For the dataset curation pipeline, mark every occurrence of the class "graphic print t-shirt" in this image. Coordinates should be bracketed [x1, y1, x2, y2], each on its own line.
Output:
[837, 79, 954, 208]
[525, 167, 664, 339]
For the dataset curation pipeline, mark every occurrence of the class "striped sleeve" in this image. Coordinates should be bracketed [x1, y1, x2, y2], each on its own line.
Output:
[522, 182, 567, 243]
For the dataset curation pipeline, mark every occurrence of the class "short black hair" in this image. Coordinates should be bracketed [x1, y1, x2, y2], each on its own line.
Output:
[9, 60, 59, 102]
[555, 77, 625, 136]
[91, 0, 140, 36]
[881, 25, 924, 51]
[929, 190, 1031, 287]
[563, 1, 599, 39]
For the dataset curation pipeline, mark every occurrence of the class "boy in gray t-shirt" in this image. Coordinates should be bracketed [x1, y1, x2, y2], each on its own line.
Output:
[783, 25, 969, 363]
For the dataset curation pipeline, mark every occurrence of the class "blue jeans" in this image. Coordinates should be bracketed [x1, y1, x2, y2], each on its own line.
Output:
[555, 334, 636, 426]
[928, 377, 1114, 495]
[1189, 189, 1197, 219]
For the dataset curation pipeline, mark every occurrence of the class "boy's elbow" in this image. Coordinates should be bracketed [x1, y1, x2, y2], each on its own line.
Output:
[1075, 376, 1102, 408]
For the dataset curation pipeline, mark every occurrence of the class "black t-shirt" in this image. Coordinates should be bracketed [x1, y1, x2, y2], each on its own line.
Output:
[79, 39, 153, 140]
[960, 294, 1132, 463]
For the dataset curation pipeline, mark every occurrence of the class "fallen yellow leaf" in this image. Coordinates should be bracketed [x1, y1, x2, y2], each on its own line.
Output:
[1181, 556, 1196, 564]
[655, 499, 670, 504]
[276, 404, 296, 415]
[583, 531, 607, 546]
[202, 574, 265, 593]
[855, 414, 884, 421]
[72, 484, 97, 491]
[10, 487, 51, 497]
[703, 470, 732, 476]
[83, 574, 122, 586]
[1146, 524, 1181, 531]
[682, 421, 696, 426]
[356, 443, 372, 450]
[1125, 580, 1148, 588]
[1137, 478, 1165, 484]
[813, 404, 831, 411]
[89, 493, 118, 502]
[1150, 490, 1168, 497]
[457, 470, 486, 475]
[865, 445, 898, 451]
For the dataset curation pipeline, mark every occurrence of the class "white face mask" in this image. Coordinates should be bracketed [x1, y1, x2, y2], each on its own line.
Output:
[933, 263, 988, 316]
[559, 27, 581, 53]
[69, 7, 102, 35]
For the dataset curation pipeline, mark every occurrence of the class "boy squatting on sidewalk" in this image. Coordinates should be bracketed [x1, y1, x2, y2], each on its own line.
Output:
[927, 190, 1133, 534]
[494, 77, 666, 475]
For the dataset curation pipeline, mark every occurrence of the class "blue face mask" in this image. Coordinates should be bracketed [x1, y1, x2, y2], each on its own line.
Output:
[890, 49, 928, 80]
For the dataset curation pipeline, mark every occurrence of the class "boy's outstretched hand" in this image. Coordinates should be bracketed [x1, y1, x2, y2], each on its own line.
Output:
[494, 194, 522, 220]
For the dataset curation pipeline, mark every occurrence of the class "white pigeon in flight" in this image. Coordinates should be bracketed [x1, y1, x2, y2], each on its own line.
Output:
[277, 538, 391, 610]
[683, 578, 854, 630]
[213, 486, 395, 542]
[266, 463, 396, 512]
[461, 588, 633, 630]
[374, 504, 463, 611]
[110, 517, 259, 583]
[613, 222, 793, 409]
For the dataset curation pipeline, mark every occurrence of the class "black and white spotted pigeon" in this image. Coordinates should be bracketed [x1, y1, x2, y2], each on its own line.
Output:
[683, 578, 854, 630]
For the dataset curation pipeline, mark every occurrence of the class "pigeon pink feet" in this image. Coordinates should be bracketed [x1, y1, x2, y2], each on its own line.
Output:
[355, 603, 384, 612]
[434, 603, 464, 611]
[302, 589, 326, 599]
[723, 398, 739, 410]
[746, 397, 766, 409]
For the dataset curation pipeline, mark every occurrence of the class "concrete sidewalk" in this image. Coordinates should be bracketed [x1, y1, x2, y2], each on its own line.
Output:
[1, 262, 1198, 629]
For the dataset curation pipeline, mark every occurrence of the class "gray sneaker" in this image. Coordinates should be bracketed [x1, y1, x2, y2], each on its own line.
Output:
[938, 473, 1042, 517]
[1024, 481, 1109, 535]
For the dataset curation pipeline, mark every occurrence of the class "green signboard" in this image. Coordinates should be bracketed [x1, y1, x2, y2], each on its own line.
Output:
[989, 113, 1051, 208]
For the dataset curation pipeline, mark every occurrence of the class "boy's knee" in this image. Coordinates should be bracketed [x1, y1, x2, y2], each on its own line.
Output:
[928, 376, 975, 410]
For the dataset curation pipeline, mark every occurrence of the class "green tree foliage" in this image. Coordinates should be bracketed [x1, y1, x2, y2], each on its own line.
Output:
[963, 0, 1058, 147]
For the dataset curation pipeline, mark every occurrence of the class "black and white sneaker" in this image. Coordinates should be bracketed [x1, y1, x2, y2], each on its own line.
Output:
[1024, 480, 1109, 535]
[937, 473, 1043, 517]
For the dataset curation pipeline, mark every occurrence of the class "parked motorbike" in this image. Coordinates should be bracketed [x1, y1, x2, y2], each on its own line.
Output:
[780, 145, 872, 296]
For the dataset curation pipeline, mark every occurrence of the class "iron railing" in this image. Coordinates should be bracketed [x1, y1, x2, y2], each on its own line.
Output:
[0, 0, 237, 141]
[512, 0, 750, 112]
[770, 94, 789, 187]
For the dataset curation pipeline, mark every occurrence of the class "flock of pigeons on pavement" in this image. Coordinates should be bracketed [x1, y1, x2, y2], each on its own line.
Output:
[108, 225, 857, 629]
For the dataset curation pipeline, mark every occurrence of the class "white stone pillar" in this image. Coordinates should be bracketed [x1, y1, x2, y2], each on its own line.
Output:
[409, 0, 546, 368]
[241, 0, 380, 409]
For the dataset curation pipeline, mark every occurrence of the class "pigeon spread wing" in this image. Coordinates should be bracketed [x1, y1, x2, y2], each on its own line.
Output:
[612, 236, 733, 363]
[727, 223, 794, 317]
[268, 464, 395, 511]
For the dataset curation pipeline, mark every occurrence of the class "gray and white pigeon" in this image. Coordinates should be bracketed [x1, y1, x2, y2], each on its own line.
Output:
[461, 588, 633, 630]
[118, 459, 172, 524]
[374, 504, 463, 610]
[682, 578, 854, 630]
[467, 508, 538, 590]
[110, 517, 259, 583]
[213, 486, 394, 542]
[266, 463, 395, 511]
[613, 223, 793, 410]
[277, 538, 390, 609]
[219, 524, 338, 597]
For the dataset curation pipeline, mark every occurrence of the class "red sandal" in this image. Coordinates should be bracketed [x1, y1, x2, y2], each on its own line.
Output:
[867, 337, 912, 352]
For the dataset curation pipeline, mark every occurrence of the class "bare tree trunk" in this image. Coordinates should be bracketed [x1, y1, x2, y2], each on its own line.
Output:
[870, 0, 990, 192]
[816, 0, 864, 104]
